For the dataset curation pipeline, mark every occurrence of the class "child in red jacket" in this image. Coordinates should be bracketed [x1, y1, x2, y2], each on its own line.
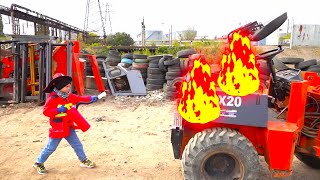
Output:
[33, 73, 99, 174]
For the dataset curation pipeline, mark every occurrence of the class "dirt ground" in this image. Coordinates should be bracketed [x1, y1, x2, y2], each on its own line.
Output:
[0, 93, 320, 180]
[257, 46, 320, 60]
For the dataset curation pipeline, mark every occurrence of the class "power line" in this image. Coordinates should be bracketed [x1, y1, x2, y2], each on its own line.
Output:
[83, 0, 111, 37]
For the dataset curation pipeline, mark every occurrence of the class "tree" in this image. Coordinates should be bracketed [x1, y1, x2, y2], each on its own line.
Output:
[85, 32, 102, 45]
[106, 32, 135, 46]
[182, 27, 197, 41]
[0, 15, 4, 36]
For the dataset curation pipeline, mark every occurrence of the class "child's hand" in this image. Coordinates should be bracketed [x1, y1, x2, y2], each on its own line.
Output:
[57, 105, 67, 113]
[90, 96, 99, 103]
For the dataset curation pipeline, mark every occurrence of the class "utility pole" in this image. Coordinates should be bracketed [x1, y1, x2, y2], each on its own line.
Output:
[289, 18, 294, 49]
[141, 17, 145, 46]
[170, 25, 173, 46]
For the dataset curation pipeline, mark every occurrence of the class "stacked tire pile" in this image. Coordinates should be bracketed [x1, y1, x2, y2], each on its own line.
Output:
[277, 58, 320, 74]
[146, 55, 166, 91]
[106, 50, 121, 69]
[119, 53, 133, 68]
[132, 54, 149, 83]
[163, 49, 197, 100]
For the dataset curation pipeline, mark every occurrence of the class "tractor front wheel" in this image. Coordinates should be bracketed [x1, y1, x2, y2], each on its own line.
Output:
[295, 152, 320, 169]
[182, 128, 260, 180]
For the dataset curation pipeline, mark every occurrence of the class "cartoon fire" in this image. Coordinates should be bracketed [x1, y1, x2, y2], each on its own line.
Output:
[217, 31, 260, 96]
[178, 55, 220, 124]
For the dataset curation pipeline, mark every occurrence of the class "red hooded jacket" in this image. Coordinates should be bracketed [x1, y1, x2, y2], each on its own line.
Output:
[43, 92, 91, 138]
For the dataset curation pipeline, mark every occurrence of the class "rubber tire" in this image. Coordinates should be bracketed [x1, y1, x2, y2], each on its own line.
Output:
[148, 73, 165, 79]
[168, 66, 181, 72]
[149, 63, 159, 68]
[148, 55, 163, 61]
[121, 53, 133, 59]
[295, 59, 317, 69]
[133, 54, 148, 59]
[146, 84, 163, 91]
[107, 61, 119, 66]
[106, 57, 121, 63]
[166, 71, 181, 77]
[148, 68, 162, 74]
[164, 58, 180, 66]
[278, 57, 304, 64]
[306, 68, 320, 73]
[96, 55, 107, 59]
[163, 83, 176, 92]
[177, 49, 197, 58]
[134, 59, 149, 63]
[132, 62, 149, 69]
[295, 152, 320, 169]
[165, 91, 179, 99]
[158, 57, 168, 72]
[273, 59, 288, 71]
[182, 128, 260, 180]
[146, 78, 166, 85]
[108, 69, 121, 77]
[306, 64, 320, 70]
[149, 59, 160, 64]
[108, 50, 120, 57]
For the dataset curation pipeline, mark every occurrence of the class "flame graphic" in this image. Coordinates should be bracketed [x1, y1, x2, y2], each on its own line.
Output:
[218, 31, 260, 96]
[178, 55, 220, 124]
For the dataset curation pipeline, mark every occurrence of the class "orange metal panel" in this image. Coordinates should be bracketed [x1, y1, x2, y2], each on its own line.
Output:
[87, 55, 105, 92]
[265, 121, 298, 177]
[286, 81, 309, 130]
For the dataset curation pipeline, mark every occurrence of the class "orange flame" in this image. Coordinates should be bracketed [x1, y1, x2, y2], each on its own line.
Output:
[178, 55, 220, 124]
[217, 31, 260, 96]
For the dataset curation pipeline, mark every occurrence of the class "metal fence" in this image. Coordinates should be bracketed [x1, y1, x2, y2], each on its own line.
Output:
[291, 24, 320, 47]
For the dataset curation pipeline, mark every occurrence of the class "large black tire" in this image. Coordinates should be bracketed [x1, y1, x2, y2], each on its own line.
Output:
[295, 152, 320, 169]
[295, 59, 317, 70]
[168, 66, 181, 72]
[164, 58, 180, 66]
[121, 53, 133, 59]
[106, 57, 121, 63]
[146, 84, 163, 91]
[146, 78, 166, 85]
[177, 49, 197, 58]
[278, 57, 304, 64]
[148, 73, 165, 79]
[149, 63, 159, 68]
[166, 71, 181, 77]
[182, 128, 260, 180]
[148, 68, 162, 74]
[134, 59, 149, 63]
[159, 57, 168, 72]
[133, 54, 148, 59]
[149, 59, 161, 64]
[148, 55, 163, 61]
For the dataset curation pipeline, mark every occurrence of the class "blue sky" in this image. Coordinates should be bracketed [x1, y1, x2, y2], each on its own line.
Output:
[1, 0, 319, 39]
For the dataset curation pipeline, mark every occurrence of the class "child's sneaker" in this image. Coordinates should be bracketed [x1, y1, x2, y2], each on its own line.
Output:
[80, 159, 96, 168]
[32, 162, 48, 174]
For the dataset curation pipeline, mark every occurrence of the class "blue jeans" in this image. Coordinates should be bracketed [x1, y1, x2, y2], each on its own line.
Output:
[36, 127, 87, 164]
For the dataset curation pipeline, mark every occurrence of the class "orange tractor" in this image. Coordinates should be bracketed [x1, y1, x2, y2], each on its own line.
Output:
[171, 12, 320, 179]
